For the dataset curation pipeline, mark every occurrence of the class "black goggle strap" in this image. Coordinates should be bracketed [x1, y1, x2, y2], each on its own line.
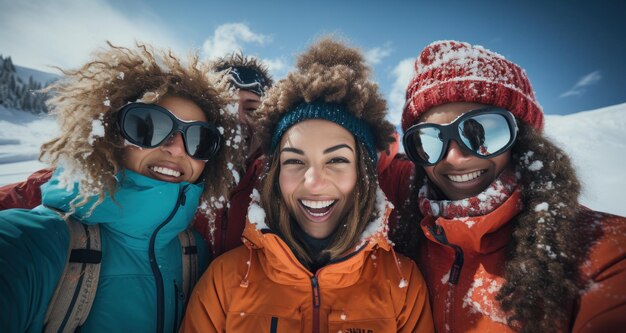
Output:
[229, 66, 268, 95]
[404, 108, 517, 165]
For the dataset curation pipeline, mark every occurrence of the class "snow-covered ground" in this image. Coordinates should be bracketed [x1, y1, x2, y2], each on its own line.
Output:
[0, 103, 625, 216]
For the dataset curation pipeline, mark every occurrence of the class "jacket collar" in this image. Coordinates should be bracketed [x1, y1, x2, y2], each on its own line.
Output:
[41, 168, 203, 248]
[240, 188, 394, 287]
[421, 189, 522, 254]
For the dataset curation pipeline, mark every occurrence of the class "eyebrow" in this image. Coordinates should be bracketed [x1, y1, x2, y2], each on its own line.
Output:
[280, 144, 354, 155]
[323, 144, 354, 154]
[280, 147, 304, 155]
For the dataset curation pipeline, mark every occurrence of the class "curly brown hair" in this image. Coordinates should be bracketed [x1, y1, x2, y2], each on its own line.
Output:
[255, 37, 396, 263]
[40, 42, 244, 214]
[257, 37, 396, 155]
[396, 122, 599, 332]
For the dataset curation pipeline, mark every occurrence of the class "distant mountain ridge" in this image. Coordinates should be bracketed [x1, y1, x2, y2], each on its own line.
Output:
[0, 55, 59, 114]
[15, 65, 59, 86]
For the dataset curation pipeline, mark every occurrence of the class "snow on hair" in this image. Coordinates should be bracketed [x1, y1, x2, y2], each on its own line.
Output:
[40, 41, 244, 214]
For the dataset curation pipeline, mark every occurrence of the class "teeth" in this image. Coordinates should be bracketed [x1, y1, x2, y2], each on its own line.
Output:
[151, 166, 181, 178]
[309, 210, 331, 217]
[448, 170, 484, 183]
[300, 200, 335, 209]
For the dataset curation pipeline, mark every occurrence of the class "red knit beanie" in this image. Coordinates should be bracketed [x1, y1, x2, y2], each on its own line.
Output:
[402, 40, 543, 132]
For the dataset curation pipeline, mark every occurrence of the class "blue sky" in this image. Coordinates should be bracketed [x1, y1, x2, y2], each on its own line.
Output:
[1, 0, 625, 124]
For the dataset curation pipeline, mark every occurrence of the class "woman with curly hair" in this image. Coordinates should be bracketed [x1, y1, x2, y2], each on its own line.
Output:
[0, 42, 244, 332]
[180, 38, 433, 333]
[399, 40, 626, 332]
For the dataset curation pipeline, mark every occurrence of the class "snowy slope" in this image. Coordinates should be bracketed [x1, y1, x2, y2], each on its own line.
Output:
[0, 103, 624, 216]
[14, 65, 59, 86]
[544, 103, 626, 216]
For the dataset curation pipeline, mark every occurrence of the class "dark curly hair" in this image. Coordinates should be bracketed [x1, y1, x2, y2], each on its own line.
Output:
[211, 51, 274, 88]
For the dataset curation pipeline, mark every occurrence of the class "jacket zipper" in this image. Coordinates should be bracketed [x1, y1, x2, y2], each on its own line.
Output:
[429, 225, 464, 284]
[307, 244, 367, 333]
[429, 224, 462, 332]
[149, 185, 187, 333]
[311, 276, 321, 333]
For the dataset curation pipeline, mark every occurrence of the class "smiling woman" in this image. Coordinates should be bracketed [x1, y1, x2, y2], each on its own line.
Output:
[180, 38, 434, 333]
[277, 120, 357, 240]
[0, 42, 245, 333]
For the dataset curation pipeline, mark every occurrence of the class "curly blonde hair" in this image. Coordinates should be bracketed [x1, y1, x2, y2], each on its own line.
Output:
[40, 42, 244, 213]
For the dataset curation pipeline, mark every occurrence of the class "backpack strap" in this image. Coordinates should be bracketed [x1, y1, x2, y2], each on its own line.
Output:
[178, 228, 198, 306]
[44, 217, 102, 333]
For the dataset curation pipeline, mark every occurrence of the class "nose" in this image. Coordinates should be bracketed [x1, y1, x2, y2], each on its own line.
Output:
[441, 140, 472, 164]
[303, 165, 327, 192]
[161, 132, 187, 157]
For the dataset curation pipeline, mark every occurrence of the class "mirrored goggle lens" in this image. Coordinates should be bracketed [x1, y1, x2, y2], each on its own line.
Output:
[184, 125, 221, 160]
[407, 127, 443, 164]
[123, 107, 173, 147]
[458, 113, 512, 156]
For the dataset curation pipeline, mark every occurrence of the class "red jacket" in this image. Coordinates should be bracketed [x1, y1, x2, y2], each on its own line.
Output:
[0, 168, 52, 210]
[180, 192, 433, 333]
[192, 152, 265, 257]
[418, 189, 626, 332]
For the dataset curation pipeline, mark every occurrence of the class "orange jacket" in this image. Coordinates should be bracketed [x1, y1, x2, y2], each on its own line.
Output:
[418, 189, 626, 333]
[181, 191, 434, 333]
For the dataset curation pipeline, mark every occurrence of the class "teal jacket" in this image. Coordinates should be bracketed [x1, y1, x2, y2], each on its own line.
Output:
[0, 169, 210, 332]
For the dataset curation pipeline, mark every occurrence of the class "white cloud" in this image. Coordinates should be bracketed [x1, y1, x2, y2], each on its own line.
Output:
[387, 58, 415, 126]
[0, 0, 186, 73]
[261, 57, 291, 81]
[559, 70, 602, 98]
[577, 70, 602, 86]
[364, 42, 393, 65]
[202, 23, 269, 59]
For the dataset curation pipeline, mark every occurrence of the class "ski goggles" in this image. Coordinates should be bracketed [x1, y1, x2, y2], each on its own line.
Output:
[403, 107, 518, 166]
[229, 66, 269, 96]
[118, 102, 222, 160]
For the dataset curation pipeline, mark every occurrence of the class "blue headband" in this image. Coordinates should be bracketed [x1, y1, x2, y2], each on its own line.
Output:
[270, 102, 378, 165]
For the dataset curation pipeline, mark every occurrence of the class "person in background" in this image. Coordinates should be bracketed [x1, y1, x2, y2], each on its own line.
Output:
[194, 53, 274, 255]
[0, 42, 243, 332]
[180, 38, 433, 333]
[399, 40, 626, 332]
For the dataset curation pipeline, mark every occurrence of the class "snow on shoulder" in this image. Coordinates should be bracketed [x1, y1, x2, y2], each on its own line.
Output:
[356, 188, 394, 249]
[248, 189, 268, 230]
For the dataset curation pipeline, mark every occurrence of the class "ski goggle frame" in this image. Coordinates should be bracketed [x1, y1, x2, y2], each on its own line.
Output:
[402, 107, 518, 166]
[117, 102, 222, 161]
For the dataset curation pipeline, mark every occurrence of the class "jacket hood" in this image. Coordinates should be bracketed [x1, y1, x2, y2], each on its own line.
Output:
[238, 187, 397, 288]
[41, 168, 203, 248]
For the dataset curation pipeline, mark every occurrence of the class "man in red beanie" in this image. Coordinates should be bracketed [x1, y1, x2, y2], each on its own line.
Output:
[399, 40, 625, 333]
